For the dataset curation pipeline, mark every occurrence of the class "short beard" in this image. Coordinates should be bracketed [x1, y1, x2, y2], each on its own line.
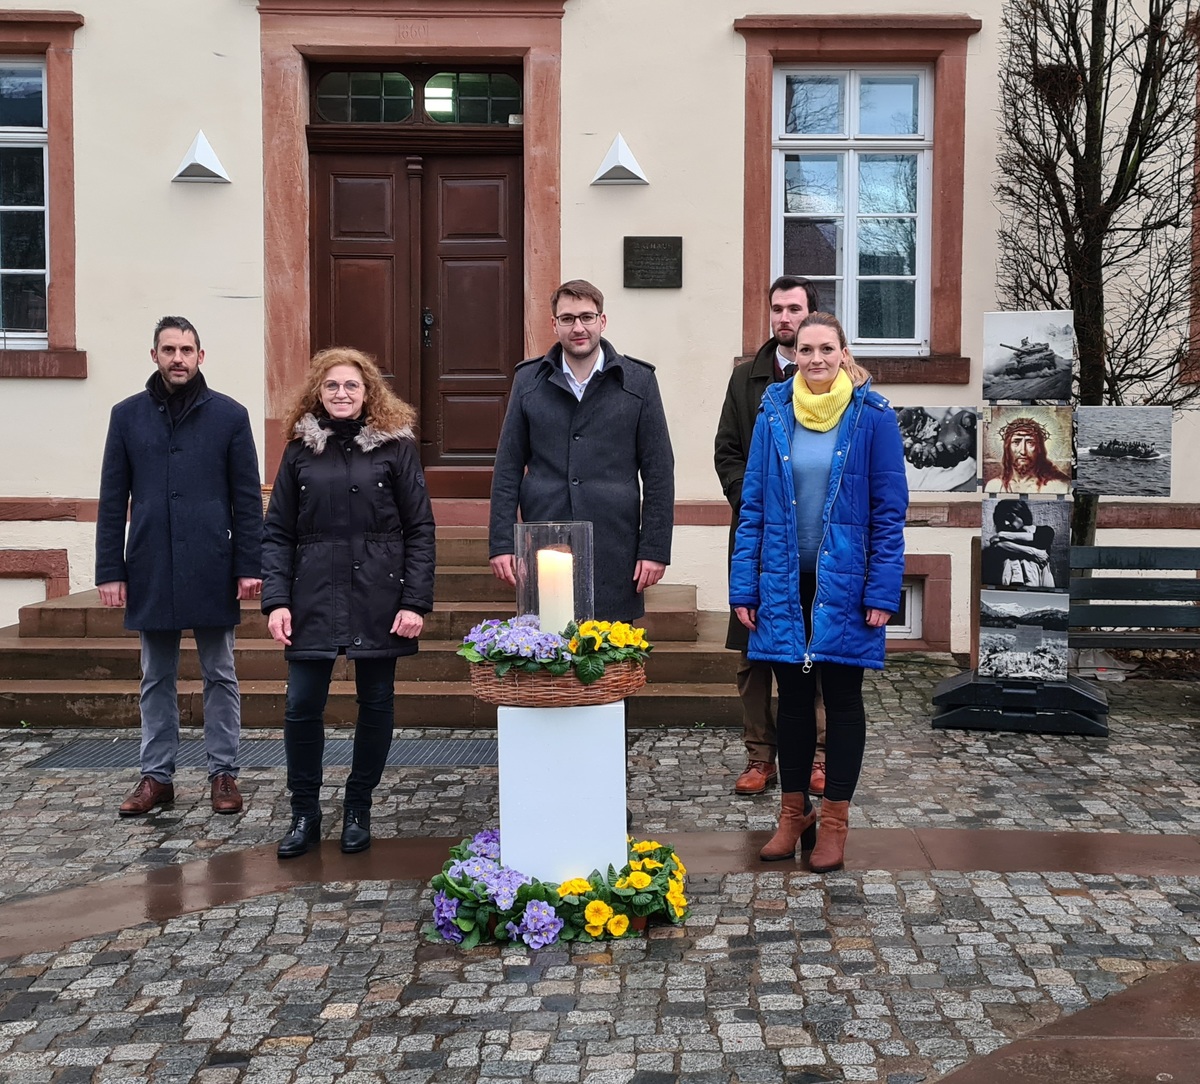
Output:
[774, 329, 796, 347]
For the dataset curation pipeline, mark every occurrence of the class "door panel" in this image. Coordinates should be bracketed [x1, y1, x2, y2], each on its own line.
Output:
[312, 155, 408, 385]
[311, 150, 522, 492]
[421, 155, 523, 470]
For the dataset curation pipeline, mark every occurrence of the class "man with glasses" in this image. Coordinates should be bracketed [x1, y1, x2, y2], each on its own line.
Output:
[488, 279, 674, 625]
[715, 276, 827, 797]
[97, 316, 263, 818]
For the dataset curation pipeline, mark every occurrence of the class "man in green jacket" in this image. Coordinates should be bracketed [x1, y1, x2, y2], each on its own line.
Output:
[714, 276, 826, 796]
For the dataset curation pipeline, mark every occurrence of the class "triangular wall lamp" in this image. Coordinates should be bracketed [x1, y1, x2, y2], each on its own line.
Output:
[590, 133, 649, 185]
[172, 130, 231, 184]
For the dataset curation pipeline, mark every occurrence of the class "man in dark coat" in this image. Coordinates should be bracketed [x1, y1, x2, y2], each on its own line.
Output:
[714, 276, 825, 796]
[96, 316, 263, 818]
[488, 279, 674, 623]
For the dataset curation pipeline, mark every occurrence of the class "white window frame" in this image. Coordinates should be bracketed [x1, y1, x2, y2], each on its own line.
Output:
[0, 58, 48, 350]
[885, 577, 923, 640]
[772, 64, 933, 356]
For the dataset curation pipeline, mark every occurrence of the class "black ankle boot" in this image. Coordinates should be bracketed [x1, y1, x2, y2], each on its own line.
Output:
[341, 808, 371, 854]
[277, 812, 322, 859]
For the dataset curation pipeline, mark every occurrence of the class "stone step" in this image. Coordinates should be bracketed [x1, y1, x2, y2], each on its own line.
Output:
[0, 679, 741, 729]
[0, 632, 739, 684]
[433, 527, 490, 566]
[17, 584, 700, 642]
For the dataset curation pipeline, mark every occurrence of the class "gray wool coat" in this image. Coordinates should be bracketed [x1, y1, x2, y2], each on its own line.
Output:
[95, 373, 263, 631]
[488, 339, 675, 623]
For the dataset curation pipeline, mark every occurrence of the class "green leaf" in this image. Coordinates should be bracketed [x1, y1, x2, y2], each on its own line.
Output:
[461, 925, 482, 950]
[495, 660, 513, 677]
[575, 653, 606, 685]
[458, 646, 485, 663]
[545, 660, 571, 676]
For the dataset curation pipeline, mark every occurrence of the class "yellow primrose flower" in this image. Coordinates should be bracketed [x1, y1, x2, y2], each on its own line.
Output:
[584, 900, 614, 926]
[615, 876, 629, 889]
[568, 637, 580, 652]
[557, 877, 592, 897]
[578, 620, 599, 635]
[628, 859, 644, 871]
[639, 858, 664, 870]
[607, 913, 630, 937]
[631, 627, 648, 646]
[667, 887, 688, 915]
[672, 854, 687, 877]
[585, 923, 605, 937]
[608, 626, 629, 648]
[597, 621, 612, 631]
[632, 840, 662, 854]
[627, 871, 652, 891]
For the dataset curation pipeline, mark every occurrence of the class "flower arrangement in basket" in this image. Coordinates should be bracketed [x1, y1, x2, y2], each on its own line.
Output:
[458, 614, 653, 707]
[425, 829, 689, 949]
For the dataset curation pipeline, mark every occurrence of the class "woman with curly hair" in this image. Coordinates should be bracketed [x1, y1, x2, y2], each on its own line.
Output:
[262, 348, 436, 859]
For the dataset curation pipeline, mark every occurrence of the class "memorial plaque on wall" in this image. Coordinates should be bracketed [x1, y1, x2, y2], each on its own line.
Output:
[623, 236, 682, 288]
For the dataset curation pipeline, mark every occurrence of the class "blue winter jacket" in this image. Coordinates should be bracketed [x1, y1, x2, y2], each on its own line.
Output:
[729, 379, 908, 669]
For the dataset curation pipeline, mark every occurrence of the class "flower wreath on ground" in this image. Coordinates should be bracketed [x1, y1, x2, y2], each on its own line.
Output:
[424, 830, 689, 949]
[458, 614, 652, 684]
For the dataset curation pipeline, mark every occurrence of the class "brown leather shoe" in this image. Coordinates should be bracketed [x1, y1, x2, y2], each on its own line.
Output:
[734, 761, 778, 795]
[808, 761, 826, 797]
[211, 773, 243, 814]
[119, 776, 174, 817]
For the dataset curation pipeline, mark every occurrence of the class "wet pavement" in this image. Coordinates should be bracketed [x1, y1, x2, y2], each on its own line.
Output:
[1, 657, 1199, 1082]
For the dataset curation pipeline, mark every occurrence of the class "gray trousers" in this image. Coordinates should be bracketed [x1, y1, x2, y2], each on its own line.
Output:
[139, 627, 240, 783]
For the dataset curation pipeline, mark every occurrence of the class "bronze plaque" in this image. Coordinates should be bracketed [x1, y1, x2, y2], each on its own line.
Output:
[623, 236, 682, 289]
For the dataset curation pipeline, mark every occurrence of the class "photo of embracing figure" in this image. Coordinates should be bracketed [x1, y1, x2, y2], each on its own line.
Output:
[983, 406, 1073, 495]
[982, 310, 1075, 403]
[978, 589, 1069, 683]
[980, 497, 1070, 590]
[896, 407, 978, 492]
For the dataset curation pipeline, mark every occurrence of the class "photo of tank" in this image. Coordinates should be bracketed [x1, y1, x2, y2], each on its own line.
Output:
[982, 311, 1075, 402]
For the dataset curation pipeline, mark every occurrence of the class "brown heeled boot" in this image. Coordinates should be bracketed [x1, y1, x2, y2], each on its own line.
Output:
[809, 799, 850, 873]
[759, 792, 817, 861]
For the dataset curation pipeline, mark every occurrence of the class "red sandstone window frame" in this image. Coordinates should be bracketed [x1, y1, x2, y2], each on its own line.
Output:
[734, 15, 981, 385]
[0, 11, 84, 380]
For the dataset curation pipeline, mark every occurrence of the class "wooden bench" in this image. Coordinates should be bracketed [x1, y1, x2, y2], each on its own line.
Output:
[1069, 546, 1200, 651]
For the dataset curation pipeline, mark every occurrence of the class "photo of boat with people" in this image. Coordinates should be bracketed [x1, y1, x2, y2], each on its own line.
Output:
[1076, 406, 1172, 496]
[982, 311, 1075, 402]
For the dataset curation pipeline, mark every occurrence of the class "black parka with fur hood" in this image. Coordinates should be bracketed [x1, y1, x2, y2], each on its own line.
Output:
[262, 413, 436, 660]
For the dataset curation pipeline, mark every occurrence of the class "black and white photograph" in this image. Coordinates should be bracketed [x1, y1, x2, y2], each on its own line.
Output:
[1075, 406, 1172, 498]
[978, 589, 1069, 682]
[896, 407, 979, 492]
[983, 405, 1073, 494]
[982, 310, 1075, 402]
[980, 497, 1070, 590]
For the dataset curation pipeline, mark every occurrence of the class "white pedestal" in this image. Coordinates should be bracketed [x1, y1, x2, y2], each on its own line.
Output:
[497, 701, 627, 884]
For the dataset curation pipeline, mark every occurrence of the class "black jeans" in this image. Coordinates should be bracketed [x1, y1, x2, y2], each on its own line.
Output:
[284, 655, 397, 815]
[770, 572, 867, 802]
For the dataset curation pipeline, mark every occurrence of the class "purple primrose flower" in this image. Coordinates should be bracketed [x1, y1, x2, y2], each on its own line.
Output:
[432, 890, 463, 944]
[470, 829, 501, 861]
[507, 899, 564, 949]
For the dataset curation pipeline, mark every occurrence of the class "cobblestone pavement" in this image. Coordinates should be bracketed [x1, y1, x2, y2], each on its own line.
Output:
[1, 660, 1199, 1082]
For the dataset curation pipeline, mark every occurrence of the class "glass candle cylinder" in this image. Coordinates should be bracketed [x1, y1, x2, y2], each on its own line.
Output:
[513, 521, 595, 634]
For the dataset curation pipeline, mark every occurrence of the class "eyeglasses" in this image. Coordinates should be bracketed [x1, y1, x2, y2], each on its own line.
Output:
[322, 380, 363, 394]
[554, 312, 601, 327]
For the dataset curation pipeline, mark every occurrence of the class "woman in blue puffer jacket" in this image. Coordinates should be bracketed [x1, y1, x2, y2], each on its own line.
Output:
[730, 312, 908, 872]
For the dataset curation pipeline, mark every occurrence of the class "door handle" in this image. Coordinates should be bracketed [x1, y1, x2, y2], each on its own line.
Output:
[422, 307, 434, 349]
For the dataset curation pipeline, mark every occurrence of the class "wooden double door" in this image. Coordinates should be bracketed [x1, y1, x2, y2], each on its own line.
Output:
[311, 150, 524, 496]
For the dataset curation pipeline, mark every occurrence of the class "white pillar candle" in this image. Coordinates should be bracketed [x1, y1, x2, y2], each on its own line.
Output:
[537, 548, 575, 634]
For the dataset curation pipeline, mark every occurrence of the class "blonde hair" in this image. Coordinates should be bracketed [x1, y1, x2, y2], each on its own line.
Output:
[281, 347, 417, 439]
[798, 312, 872, 387]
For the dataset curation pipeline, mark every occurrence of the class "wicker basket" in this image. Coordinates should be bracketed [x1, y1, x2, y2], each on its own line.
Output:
[469, 660, 646, 707]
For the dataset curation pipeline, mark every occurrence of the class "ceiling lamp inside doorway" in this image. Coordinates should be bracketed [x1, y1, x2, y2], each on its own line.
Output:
[172, 131, 231, 184]
[591, 134, 648, 185]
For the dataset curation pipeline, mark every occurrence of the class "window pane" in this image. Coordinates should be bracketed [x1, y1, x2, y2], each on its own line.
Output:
[317, 72, 349, 97]
[1, 273, 46, 330]
[785, 75, 844, 134]
[0, 68, 43, 128]
[349, 96, 382, 123]
[784, 218, 843, 277]
[426, 72, 521, 125]
[459, 71, 489, 96]
[858, 154, 917, 214]
[1, 211, 44, 268]
[316, 95, 350, 122]
[425, 73, 456, 120]
[858, 218, 916, 276]
[809, 280, 843, 320]
[0, 148, 43, 206]
[858, 280, 916, 338]
[459, 98, 488, 125]
[349, 72, 380, 96]
[785, 154, 843, 214]
[858, 75, 919, 135]
[382, 97, 413, 122]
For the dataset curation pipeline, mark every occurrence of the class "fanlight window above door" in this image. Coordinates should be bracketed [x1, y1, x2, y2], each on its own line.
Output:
[312, 69, 521, 126]
[315, 72, 414, 123]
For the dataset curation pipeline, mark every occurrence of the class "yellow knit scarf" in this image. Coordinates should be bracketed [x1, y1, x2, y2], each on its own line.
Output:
[792, 368, 854, 431]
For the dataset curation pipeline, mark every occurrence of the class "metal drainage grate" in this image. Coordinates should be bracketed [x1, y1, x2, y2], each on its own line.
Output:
[27, 737, 498, 771]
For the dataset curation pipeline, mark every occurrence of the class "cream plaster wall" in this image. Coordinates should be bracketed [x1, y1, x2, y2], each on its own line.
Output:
[0, 0, 265, 502]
